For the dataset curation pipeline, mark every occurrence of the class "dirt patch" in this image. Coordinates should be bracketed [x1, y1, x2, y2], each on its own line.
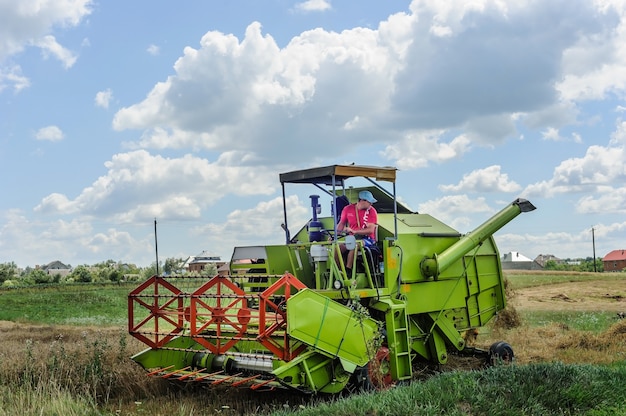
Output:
[0, 320, 17, 330]
[511, 279, 626, 313]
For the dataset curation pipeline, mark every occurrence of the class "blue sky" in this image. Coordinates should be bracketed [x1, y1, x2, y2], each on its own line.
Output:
[1, 0, 625, 268]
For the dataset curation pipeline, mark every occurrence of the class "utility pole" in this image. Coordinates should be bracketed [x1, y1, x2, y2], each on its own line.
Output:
[592, 227, 597, 272]
[154, 218, 160, 275]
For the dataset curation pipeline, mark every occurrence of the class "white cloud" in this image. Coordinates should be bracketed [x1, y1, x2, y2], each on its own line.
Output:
[33, 35, 77, 68]
[0, 208, 150, 267]
[417, 195, 492, 230]
[524, 120, 626, 198]
[0, 0, 92, 90]
[194, 195, 309, 250]
[112, 21, 402, 165]
[381, 131, 471, 169]
[95, 88, 113, 109]
[294, 0, 332, 13]
[35, 125, 64, 141]
[147, 44, 160, 55]
[577, 186, 626, 214]
[85, 228, 137, 255]
[0, 65, 30, 92]
[541, 127, 583, 143]
[108, 1, 626, 172]
[440, 165, 522, 193]
[541, 127, 563, 141]
[35, 150, 280, 222]
[556, 2, 626, 102]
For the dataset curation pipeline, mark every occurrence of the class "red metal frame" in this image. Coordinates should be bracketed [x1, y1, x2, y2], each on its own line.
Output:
[189, 275, 250, 354]
[128, 275, 184, 348]
[257, 272, 307, 360]
[129, 272, 309, 362]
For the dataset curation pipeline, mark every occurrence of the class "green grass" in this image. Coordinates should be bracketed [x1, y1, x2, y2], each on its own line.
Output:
[0, 283, 132, 326]
[519, 310, 619, 332]
[270, 363, 626, 416]
[504, 270, 625, 290]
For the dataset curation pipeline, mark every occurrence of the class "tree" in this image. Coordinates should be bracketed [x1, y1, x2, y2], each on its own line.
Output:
[163, 257, 185, 275]
[109, 269, 124, 282]
[29, 269, 51, 284]
[0, 262, 17, 283]
[70, 265, 93, 283]
[141, 262, 160, 279]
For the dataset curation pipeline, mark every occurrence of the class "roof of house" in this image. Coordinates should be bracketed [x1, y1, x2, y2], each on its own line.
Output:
[603, 249, 626, 261]
[535, 254, 560, 261]
[501, 251, 533, 262]
[43, 260, 70, 270]
[189, 251, 221, 264]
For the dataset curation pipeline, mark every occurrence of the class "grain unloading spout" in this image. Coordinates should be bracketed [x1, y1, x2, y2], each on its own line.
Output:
[420, 198, 536, 278]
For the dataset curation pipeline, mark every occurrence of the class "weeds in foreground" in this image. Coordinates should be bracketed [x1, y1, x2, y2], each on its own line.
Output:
[2, 319, 626, 415]
[0, 323, 314, 415]
[270, 363, 626, 416]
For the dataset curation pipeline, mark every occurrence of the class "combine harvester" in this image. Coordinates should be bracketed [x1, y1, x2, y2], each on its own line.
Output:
[129, 164, 535, 393]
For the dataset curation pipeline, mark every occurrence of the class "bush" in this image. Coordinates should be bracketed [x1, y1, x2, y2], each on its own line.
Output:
[70, 266, 93, 283]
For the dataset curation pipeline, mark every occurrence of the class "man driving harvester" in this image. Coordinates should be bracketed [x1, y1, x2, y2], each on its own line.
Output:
[336, 190, 378, 276]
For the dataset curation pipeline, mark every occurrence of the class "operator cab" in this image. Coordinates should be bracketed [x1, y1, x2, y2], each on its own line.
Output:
[278, 165, 412, 291]
[279, 164, 412, 244]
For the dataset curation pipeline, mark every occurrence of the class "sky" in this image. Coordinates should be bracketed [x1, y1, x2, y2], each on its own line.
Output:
[1, 0, 625, 268]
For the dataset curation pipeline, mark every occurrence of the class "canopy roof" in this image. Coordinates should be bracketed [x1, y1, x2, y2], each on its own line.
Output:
[279, 164, 397, 185]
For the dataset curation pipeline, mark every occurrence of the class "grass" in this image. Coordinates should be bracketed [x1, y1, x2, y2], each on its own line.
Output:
[1, 271, 625, 414]
[503, 270, 625, 290]
[518, 310, 618, 332]
[0, 283, 132, 325]
[269, 362, 626, 416]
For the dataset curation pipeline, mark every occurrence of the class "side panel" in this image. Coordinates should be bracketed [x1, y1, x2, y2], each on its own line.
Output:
[286, 289, 379, 367]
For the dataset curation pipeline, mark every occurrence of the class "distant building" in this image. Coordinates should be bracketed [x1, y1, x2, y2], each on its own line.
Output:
[534, 254, 562, 268]
[217, 262, 230, 277]
[42, 260, 72, 277]
[186, 251, 224, 274]
[501, 251, 541, 270]
[602, 249, 626, 272]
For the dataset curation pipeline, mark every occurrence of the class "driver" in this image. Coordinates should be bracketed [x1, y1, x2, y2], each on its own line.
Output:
[336, 190, 378, 275]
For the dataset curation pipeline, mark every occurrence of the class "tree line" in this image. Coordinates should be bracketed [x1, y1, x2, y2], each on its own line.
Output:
[0, 256, 605, 287]
[0, 257, 218, 287]
[542, 257, 604, 272]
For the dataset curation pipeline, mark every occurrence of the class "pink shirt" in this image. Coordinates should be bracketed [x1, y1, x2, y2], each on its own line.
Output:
[338, 204, 378, 240]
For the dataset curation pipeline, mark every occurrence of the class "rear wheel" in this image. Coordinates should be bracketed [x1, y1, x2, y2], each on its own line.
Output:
[488, 341, 514, 365]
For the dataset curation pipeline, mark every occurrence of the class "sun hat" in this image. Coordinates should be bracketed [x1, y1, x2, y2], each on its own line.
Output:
[358, 190, 377, 203]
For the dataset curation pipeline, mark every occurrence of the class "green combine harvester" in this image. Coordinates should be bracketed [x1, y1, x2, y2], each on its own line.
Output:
[129, 164, 536, 393]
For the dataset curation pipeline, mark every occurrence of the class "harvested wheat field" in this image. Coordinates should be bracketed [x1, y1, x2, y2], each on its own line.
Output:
[511, 278, 625, 312]
[472, 275, 626, 367]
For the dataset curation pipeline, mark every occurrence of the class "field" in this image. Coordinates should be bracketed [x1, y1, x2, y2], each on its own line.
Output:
[488, 271, 626, 366]
[0, 272, 625, 415]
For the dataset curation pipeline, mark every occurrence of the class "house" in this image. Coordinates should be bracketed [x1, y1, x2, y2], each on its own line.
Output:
[187, 251, 224, 274]
[42, 260, 72, 277]
[534, 254, 562, 268]
[501, 251, 541, 270]
[217, 262, 230, 277]
[602, 249, 626, 272]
